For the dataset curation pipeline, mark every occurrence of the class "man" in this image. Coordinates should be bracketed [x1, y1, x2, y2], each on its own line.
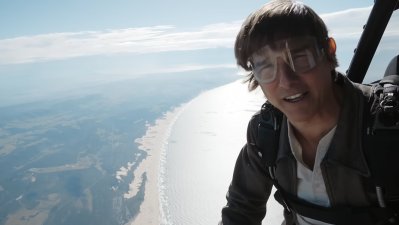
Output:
[220, 0, 398, 224]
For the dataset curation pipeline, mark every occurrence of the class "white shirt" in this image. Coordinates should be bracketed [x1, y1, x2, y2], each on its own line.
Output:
[287, 122, 337, 225]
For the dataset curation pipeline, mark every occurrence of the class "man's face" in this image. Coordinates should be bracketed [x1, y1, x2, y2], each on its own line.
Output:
[252, 36, 336, 123]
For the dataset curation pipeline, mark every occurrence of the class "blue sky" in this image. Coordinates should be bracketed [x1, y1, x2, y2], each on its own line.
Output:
[0, 0, 398, 106]
[0, 0, 374, 38]
[0, 0, 378, 64]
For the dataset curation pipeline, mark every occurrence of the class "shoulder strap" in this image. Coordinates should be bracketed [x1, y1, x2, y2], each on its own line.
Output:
[256, 102, 295, 213]
[256, 101, 282, 176]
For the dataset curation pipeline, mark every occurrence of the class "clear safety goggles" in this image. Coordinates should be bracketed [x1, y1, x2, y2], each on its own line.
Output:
[250, 36, 324, 84]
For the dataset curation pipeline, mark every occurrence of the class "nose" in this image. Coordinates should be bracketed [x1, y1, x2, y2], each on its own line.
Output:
[275, 57, 298, 88]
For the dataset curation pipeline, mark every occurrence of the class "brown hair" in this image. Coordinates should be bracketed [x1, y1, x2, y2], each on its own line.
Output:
[235, 0, 338, 90]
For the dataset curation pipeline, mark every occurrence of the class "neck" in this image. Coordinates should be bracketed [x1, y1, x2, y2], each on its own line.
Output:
[290, 97, 341, 169]
[290, 83, 342, 145]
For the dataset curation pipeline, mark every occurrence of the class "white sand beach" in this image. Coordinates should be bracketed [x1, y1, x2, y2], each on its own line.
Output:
[129, 79, 284, 225]
[127, 106, 186, 225]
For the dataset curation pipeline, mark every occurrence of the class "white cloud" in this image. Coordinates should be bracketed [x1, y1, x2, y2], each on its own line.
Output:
[0, 6, 397, 65]
[0, 22, 241, 65]
[321, 6, 372, 39]
[322, 6, 399, 42]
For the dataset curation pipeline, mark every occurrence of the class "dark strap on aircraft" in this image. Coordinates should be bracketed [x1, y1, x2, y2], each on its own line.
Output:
[397, 56, 399, 72]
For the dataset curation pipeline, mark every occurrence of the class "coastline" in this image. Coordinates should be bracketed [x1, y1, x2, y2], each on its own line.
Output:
[127, 79, 283, 225]
[127, 104, 188, 225]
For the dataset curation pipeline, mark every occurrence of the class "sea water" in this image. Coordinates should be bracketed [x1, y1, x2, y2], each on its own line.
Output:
[161, 81, 284, 225]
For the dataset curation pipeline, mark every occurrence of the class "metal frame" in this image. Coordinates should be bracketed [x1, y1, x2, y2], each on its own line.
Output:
[346, 0, 399, 83]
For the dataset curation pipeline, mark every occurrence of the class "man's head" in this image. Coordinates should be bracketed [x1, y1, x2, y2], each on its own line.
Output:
[236, 0, 342, 124]
[235, 0, 338, 90]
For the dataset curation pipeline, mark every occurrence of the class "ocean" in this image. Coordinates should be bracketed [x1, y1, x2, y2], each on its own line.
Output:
[160, 80, 284, 225]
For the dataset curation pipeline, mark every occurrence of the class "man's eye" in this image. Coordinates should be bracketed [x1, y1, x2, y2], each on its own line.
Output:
[262, 62, 273, 68]
[254, 60, 273, 69]
[255, 63, 274, 76]
[293, 54, 307, 61]
[292, 51, 308, 62]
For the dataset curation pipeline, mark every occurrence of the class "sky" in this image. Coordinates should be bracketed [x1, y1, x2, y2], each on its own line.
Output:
[0, 0, 398, 105]
[0, 1, 376, 38]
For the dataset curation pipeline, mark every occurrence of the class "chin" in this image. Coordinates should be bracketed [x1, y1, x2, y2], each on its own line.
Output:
[284, 109, 315, 123]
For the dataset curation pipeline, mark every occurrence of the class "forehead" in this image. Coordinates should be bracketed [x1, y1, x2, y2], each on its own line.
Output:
[261, 35, 317, 50]
[271, 32, 294, 42]
[251, 31, 312, 51]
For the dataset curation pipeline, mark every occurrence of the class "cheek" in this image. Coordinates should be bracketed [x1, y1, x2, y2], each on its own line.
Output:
[304, 63, 333, 87]
[260, 85, 269, 97]
[260, 84, 275, 102]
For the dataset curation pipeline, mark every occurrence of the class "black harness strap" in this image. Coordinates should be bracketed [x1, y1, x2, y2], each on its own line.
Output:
[257, 102, 282, 172]
[274, 187, 397, 225]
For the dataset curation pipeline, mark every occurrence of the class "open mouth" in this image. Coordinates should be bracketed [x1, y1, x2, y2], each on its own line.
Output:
[283, 92, 307, 103]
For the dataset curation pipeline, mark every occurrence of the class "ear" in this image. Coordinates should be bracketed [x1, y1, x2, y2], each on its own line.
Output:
[327, 37, 336, 55]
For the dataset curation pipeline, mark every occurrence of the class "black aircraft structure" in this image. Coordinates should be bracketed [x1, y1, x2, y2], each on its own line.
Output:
[347, 0, 399, 220]
[347, 0, 398, 83]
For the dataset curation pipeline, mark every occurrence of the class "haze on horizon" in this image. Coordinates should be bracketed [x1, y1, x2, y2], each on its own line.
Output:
[0, 0, 397, 104]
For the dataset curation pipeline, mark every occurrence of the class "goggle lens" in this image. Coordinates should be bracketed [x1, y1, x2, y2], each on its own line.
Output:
[250, 36, 323, 84]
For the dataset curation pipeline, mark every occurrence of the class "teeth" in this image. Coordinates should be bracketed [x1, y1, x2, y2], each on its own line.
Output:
[285, 93, 303, 100]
